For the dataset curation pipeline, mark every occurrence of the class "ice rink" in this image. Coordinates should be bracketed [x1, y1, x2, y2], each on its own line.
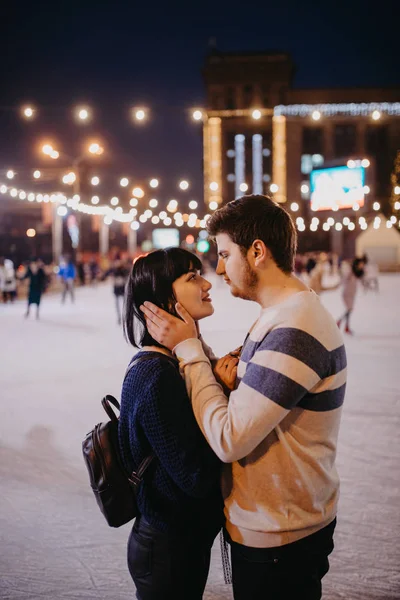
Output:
[1, 273, 399, 599]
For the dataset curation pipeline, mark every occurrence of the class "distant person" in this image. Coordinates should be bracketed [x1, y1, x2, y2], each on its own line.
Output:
[102, 256, 130, 324]
[0, 258, 17, 303]
[88, 257, 99, 285]
[22, 258, 46, 319]
[362, 253, 379, 292]
[59, 256, 76, 304]
[337, 257, 365, 335]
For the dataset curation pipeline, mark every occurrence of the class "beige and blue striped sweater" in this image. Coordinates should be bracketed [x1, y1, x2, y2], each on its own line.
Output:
[175, 290, 346, 548]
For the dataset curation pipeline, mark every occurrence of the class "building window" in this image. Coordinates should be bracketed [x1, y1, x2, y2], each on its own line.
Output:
[243, 84, 254, 108]
[302, 127, 324, 155]
[301, 154, 324, 175]
[226, 87, 236, 110]
[334, 124, 357, 158]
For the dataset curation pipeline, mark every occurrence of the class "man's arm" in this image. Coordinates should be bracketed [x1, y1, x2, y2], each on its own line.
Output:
[175, 328, 330, 463]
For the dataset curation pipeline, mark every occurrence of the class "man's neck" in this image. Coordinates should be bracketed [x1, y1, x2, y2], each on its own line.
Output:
[256, 268, 309, 310]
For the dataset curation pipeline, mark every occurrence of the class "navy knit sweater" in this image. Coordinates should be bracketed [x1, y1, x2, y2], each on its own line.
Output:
[118, 351, 223, 536]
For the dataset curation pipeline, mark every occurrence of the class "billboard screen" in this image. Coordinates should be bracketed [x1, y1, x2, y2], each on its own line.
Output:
[310, 165, 365, 211]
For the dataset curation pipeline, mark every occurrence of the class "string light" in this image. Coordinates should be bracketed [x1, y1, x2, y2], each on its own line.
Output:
[149, 178, 159, 188]
[179, 180, 189, 191]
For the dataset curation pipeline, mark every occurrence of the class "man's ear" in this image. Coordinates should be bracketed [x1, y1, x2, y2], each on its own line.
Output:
[251, 240, 270, 267]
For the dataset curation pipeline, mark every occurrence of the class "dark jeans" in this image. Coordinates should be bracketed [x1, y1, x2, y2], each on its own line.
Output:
[229, 518, 336, 600]
[127, 516, 218, 600]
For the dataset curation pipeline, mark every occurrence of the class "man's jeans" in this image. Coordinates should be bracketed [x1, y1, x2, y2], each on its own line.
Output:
[229, 518, 336, 600]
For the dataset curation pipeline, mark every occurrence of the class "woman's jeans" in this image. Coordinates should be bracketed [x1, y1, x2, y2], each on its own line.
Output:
[127, 515, 217, 600]
[229, 518, 336, 600]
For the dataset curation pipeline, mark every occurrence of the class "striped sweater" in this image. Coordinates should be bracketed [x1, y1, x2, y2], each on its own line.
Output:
[174, 290, 346, 548]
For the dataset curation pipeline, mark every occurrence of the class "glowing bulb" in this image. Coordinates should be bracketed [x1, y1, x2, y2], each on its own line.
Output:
[189, 200, 198, 210]
[323, 223, 330, 231]
[28, 193, 35, 201]
[132, 187, 144, 198]
[179, 180, 189, 191]
[394, 186, 400, 195]
[6, 170, 15, 179]
[76, 107, 90, 121]
[395, 201, 400, 211]
[50, 150, 59, 159]
[91, 176, 100, 186]
[149, 199, 158, 208]
[159, 211, 167, 220]
[57, 206, 68, 216]
[372, 110, 381, 121]
[348, 222, 355, 231]
[131, 221, 140, 230]
[0, 185, 7, 193]
[91, 195, 100, 205]
[134, 108, 146, 121]
[363, 185, 370, 194]
[104, 216, 113, 225]
[301, 184, 309, 194]
[335, 223, 343, 231]
[42, 144, 53, 155]
[23, 106, 35, 119]
[88, 143, 103, 155]
[164, 217, 172, 226]
[252, 109, 262, 120]
[343, 217, 350, 226]
[120, 178, 129, 187]
[312, 110, 321, 121]
[327, 217, 335, 226]
[33, 170, 41, 179]
[390, 215, 397, 223]
[352, 203, 360, 211]
[361, 159, 370, 168]
[347, 160, 356, 169]
[144, 209, 153, 218]
[270, 183, 279, 193]
[192, 110, 203, 121]
[149, 178, 159, 188]
[151, 216, 160, 225]
[209, 201, 218, 210]
[110, 197, 119, 206]
[239, 183, 248, 192]
[209, 182, 219, 191]
[26, 228, 36, 238]
[130, 198, 138, 207]
[290, 202, 299, 212]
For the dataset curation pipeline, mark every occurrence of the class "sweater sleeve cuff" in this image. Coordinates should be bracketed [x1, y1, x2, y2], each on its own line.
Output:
[173, 338, 210, 366]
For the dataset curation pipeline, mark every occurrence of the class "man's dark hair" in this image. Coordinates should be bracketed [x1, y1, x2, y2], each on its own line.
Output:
[123, 247, 202, 348]
[207, 195, 297, 274]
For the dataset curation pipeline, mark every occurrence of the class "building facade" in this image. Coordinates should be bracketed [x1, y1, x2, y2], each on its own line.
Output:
[202, 49, 400, 253]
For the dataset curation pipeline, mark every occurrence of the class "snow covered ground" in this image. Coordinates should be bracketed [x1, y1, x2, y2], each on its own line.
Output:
[1, 273, 399, 599]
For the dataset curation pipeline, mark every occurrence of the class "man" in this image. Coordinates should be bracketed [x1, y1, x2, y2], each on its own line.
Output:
[141, 195, 346, 600]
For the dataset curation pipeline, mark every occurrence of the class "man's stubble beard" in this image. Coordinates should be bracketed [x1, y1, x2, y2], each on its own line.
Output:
[229, 260, 258, 302]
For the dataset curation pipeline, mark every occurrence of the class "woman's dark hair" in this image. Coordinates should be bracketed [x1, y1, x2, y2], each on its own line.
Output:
[207, 195, 297, 274]
[123, 247, 202, 348]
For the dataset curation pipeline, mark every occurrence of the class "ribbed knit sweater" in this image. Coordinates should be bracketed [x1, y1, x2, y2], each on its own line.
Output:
[118, 351, 223, 535]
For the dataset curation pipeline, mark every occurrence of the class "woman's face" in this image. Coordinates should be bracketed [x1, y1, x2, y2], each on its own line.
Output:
[172, 269, 214, 321]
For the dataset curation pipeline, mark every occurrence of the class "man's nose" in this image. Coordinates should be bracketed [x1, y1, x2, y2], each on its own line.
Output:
[216, 258, 224, 276]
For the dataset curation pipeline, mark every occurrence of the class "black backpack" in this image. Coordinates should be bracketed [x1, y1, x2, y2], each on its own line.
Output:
[82, 355, 155, 528]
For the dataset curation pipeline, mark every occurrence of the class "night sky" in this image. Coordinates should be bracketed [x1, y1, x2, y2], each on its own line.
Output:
[1, 0, 399, 201]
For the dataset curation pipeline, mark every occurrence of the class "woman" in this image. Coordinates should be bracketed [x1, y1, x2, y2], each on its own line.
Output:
[119, 248, 236, 600]
[22, 258, 46, 319]
[337, 257, 365, 335]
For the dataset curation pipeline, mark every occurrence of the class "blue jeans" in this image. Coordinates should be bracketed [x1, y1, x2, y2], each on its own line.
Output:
[127, 515, 218, 600]
[229, 518, 336, 600]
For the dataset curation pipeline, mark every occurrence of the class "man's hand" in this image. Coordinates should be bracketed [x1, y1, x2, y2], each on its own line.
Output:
[140, 302, 197, 350]
[213, 354, 239, 393]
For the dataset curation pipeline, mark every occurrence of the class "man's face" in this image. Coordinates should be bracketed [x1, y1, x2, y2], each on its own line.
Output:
[215, 233, 258, 301]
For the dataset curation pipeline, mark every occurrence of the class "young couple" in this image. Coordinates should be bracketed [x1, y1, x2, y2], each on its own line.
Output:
[119, 195, 347, 600]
